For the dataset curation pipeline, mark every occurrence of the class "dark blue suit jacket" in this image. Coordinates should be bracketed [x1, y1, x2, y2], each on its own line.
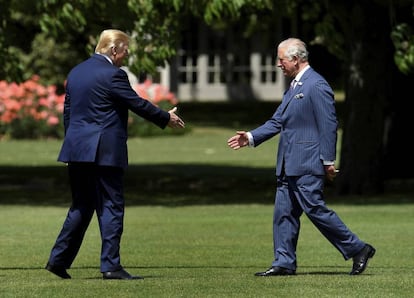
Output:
[58, 54, 170, 168]
[250, 67, 338, 176]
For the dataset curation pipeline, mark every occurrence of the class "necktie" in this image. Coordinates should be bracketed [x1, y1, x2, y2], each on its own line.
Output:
[290, 79, 297, 90]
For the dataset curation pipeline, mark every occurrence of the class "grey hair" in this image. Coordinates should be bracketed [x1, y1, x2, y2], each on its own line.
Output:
[278, 38, 309, 62]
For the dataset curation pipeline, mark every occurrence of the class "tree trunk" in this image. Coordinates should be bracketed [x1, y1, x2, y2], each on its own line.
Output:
[335, 3, 392, 195]
[383, 65, 414, 180]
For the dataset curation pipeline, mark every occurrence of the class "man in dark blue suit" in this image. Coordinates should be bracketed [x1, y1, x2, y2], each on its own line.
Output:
[227, 38, 375, 276]
[45, 29, 185, 280]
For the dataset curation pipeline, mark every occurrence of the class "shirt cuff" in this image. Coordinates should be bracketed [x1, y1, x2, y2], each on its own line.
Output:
[246, 132, 254, 147]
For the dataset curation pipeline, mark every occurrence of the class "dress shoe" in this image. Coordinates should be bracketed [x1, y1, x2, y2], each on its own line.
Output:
[45, 263, 71, 279]
[350, 244, 376, 275]
[102, 268, 143, 280]
[255, 266, 295, 276]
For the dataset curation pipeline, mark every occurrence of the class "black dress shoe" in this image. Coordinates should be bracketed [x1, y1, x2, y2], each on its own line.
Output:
[255, 266, 295, 276]
[350, 244, 376, 275]
[102, 268, 143, 280]
[45, 263, 71, 279]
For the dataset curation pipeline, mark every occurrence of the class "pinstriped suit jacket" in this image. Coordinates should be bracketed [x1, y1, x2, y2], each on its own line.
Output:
[250, 67, 338, 176]
[58, 54, 170, 169]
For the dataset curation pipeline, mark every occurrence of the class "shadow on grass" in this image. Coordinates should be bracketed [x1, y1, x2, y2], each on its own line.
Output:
[0, 264, 384, 278]
[0, 164, 412, 206]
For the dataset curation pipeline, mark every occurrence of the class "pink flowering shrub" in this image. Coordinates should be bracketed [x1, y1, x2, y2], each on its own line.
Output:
[0, 77, 186, 139]
[132, 79, 178, 106]
[0, 76, 64, 139]
[128, 79, 188, 137]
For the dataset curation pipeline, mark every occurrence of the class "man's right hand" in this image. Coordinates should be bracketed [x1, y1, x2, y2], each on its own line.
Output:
[227, 131, 249, 150]
[167, 107, 185, 128]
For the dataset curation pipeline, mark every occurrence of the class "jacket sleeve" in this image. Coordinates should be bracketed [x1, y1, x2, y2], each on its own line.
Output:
[110, 68, 170, 129]
[310, 80, 338, 162]
[250, 104, 283, 147]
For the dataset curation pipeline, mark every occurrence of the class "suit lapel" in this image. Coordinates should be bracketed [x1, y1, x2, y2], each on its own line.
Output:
[280, 68, 313, 114]
[280, 87, 296, 115]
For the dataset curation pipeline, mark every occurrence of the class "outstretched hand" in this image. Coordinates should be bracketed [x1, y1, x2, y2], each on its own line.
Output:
[227, 131, 249, 150]
[167, 107, 185, 129]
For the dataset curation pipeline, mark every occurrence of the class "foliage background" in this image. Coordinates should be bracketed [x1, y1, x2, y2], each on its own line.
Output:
[1, 0, 414, 194]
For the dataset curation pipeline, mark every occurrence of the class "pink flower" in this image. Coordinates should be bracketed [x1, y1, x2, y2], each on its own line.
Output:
[132, 79, 178, 106]
[0, 75, 65, 138]
[47, 115, 59, 126]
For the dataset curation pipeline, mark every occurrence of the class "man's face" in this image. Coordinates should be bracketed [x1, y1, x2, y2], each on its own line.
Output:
[277, 48, 297, 78]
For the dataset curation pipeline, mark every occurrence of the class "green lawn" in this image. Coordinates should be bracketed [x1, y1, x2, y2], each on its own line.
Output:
[1, 126, 413, 297]
[1, 204, 413, 297]
[0, 127, 280, 206]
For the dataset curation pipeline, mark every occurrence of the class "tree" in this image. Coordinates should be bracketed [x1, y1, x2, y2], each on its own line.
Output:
[2, 0, 413, 195]
[1, 0, 274, 84]
[293, 0, 414, 194]
[0, 0, 27, 82]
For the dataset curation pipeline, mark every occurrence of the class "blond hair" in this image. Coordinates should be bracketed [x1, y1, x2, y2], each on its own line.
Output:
[95, 29, 130, 56]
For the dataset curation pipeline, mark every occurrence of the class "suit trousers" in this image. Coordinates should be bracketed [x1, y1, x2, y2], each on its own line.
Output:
[271, 174, 365, 270]
[47, 163, 125, 272]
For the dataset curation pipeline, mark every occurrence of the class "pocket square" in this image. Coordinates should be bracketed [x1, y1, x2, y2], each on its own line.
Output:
[294, 93, 304, 99]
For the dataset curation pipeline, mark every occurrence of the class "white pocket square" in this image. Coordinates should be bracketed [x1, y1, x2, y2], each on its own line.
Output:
[294, 93, 304, 99]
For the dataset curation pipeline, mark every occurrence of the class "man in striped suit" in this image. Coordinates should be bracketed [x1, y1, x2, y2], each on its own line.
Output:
[227, 38, 375, 276]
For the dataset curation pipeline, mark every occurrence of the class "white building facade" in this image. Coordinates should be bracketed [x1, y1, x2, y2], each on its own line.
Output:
[157, 21, 287, 102]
